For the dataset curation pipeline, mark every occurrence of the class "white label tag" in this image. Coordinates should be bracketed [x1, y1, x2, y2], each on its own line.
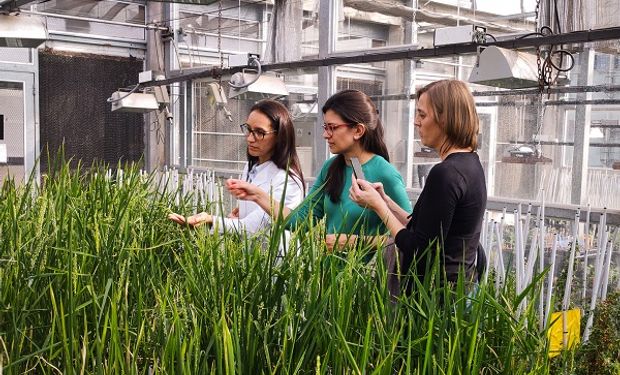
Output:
[0, 144, 7, 163]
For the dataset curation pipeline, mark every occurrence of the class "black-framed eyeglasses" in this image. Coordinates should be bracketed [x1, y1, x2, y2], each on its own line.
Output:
[240, 123, 277, 140]
[321, 122, 352, 136]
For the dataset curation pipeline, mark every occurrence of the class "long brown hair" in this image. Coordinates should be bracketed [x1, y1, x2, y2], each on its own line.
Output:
[247, 100, 305, 191]
[322, 90, 389, 203]
[416, 80, 479, 155]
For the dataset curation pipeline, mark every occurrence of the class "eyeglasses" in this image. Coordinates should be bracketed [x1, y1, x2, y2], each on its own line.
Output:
[240, 123, 277, 140]
[321, 122, 351, 136]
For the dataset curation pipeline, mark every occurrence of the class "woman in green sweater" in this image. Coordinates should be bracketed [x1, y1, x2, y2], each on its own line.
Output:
[226, 89, 411, 252]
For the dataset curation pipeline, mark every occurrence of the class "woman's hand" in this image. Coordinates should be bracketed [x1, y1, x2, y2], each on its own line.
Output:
[167, 212, 187, 225]
[167, 212, 212, 227]
[370, 181, 390, 203]
[225, 179, 265, 202]
[325, 234, 357, 253]
[349, 175, 388, 212]
[228, 207, 239, 218]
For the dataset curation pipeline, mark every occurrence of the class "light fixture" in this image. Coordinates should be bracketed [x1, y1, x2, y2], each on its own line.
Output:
[589, 127, 604, 139]
[0, 14, 47, 48]
[469, 46, 539, 89]
[110, 92, 159, 113]
[207, 82, 233, 122]
[502, 144, 552, 164]
[414, 146, 439, 158]
[109, 71, 170, 113]
[228, 72, 288, 100]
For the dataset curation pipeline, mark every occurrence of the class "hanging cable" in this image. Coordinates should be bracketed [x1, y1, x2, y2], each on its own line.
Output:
[524, 0, 575, 91]
[106, 84, 141, 103]
[228, 56, 262, 89]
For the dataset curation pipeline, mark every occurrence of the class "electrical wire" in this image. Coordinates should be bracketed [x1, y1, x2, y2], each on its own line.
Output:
[228, 56, 262, 89]
[514, 23, 575, 89]
[106, 84, 141, 103]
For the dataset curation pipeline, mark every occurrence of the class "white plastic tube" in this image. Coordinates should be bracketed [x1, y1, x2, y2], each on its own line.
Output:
[545, 235, 559, 323]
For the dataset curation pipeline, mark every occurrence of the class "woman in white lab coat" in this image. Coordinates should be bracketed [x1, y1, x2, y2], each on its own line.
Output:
[168, 99, 305, 245]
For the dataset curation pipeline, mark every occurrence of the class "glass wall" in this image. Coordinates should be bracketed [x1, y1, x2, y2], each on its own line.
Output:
[177, 0, 620, 210]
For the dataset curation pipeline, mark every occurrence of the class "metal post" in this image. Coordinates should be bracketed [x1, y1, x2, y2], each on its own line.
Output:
[315, 0, 338, 175]
[404, 0, 417, 188]
[165, 2, 179, 167]
[571, 48, 594, 205]
[145, 1, 166, 172]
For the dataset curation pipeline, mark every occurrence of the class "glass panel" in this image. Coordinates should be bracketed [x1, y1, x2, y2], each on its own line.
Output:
[302, 0, 319, 59]
[0, 81, 25, 183]
[176, 3, 265, 68]
[189, 67, 320, 178]
[38, 0, 145, 25]
[33, 0, 146, 41]
[191, 80, 248, 172]
[335, 0, 539, 53]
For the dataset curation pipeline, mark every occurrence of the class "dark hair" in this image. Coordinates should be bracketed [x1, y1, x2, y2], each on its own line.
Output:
[246, 99, 305, 191]
[416, 80, 479, 155]
[321, 89, 389, 203]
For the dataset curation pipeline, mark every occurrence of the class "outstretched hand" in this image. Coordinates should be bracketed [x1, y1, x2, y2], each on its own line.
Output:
[167, 212, 212, 227]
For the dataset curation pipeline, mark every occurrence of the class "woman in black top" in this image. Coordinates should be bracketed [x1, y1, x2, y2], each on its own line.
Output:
[349, 79, 486, 283]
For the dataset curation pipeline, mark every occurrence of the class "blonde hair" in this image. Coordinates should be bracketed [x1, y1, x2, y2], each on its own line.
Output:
[417, 80, 479, 155]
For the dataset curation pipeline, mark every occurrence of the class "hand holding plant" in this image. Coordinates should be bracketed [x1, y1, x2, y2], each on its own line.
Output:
[167, 212, 212, 227]
[226, 178, 265, 202]
[228, 207, 239, 218]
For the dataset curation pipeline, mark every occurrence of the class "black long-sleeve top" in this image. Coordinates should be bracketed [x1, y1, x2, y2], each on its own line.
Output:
[395, 152, 487, 282]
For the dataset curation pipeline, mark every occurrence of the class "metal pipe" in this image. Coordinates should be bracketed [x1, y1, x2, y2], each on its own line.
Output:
[508, 140, 620, 148]
[183, 28, 265, 43]
[48, 30, 146, 46]
[193, 131, 243, 136]
[544, 99, 620, 106]
[370, 84, 620, 102]
[145, 26, 620, 88]
[406, 189, 620, 225]
[22, 9, 159, 30]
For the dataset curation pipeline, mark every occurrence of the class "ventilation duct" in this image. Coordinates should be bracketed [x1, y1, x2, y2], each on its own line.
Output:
[468, 46, 539, 89]
[0, 14, 47, 48]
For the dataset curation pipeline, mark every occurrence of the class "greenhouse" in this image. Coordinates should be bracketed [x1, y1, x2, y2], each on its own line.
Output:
[0, 0, 619, 373]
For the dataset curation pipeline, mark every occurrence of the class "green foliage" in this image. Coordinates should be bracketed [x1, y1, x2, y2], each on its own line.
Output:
[574, 292, 620, 375]
[0, 161, 565, 374]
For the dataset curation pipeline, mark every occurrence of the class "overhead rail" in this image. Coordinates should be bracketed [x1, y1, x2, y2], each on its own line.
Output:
[140, 26, 620, 89]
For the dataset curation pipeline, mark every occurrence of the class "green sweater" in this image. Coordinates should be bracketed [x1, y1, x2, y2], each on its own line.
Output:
[287, 155, 412, 235]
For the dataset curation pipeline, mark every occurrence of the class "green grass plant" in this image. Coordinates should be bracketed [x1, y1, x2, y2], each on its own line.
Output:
[0, 160, 574, 374]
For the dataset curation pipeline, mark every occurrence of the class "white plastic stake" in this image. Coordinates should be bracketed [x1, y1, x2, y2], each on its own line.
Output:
[581, 204, 591, 302]
[545, 235, 559, 323]
[600, 240, 614, 299]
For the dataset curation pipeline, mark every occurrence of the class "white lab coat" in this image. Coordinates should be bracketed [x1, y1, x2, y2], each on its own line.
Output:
[211, 161, 304, 256]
